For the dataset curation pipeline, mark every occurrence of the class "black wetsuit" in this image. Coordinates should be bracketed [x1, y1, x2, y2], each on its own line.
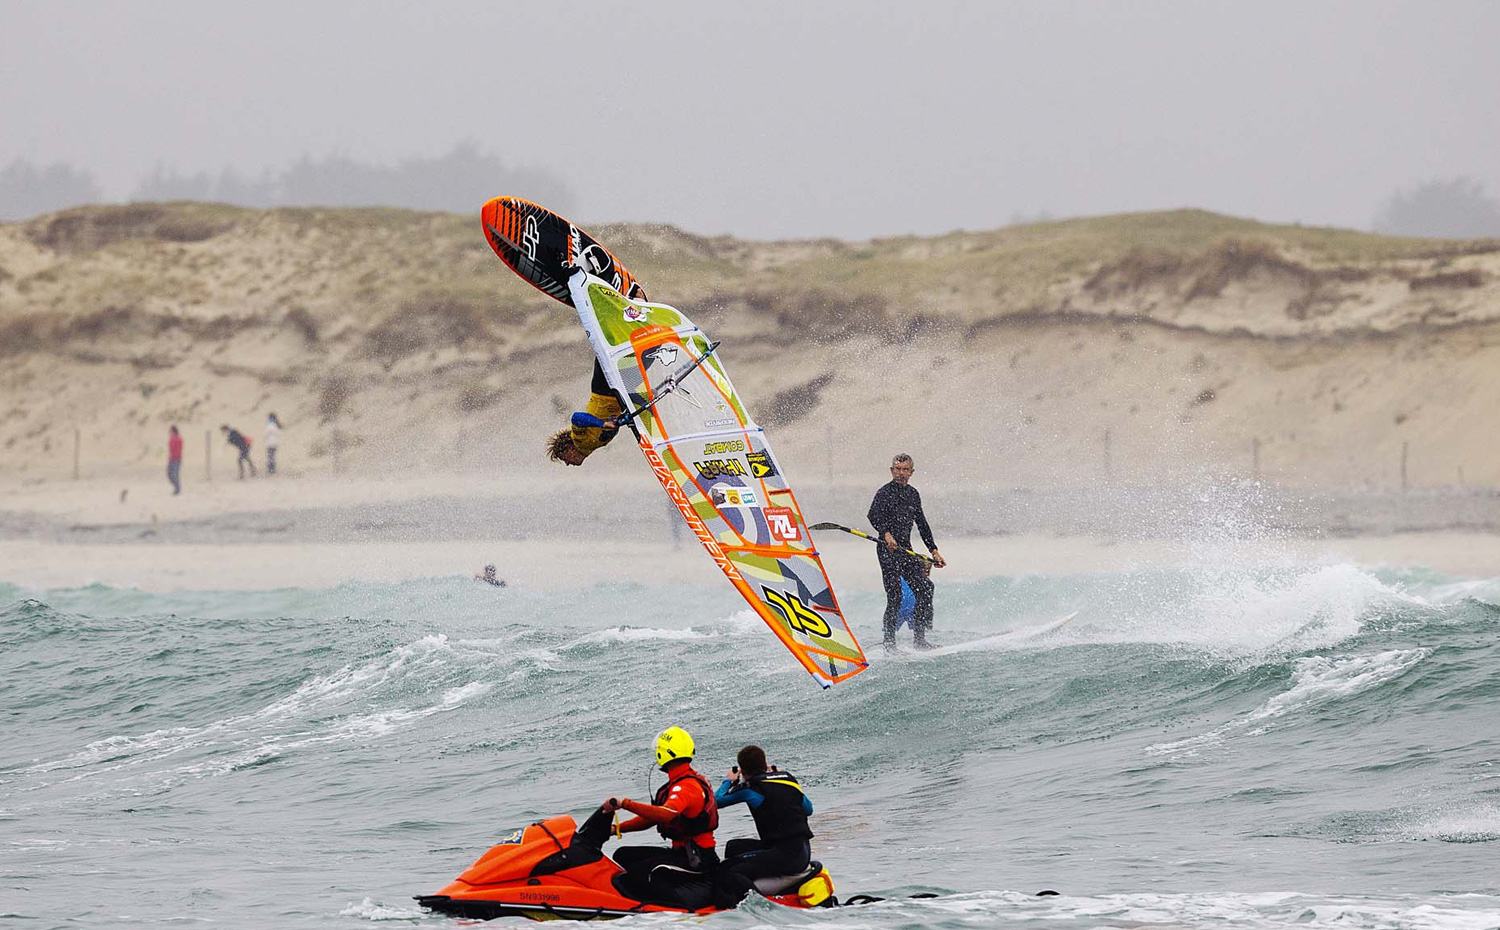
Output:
[868, 481, 936, 643]
[225, 428, 256, 478]
[714, 771, 814, 907]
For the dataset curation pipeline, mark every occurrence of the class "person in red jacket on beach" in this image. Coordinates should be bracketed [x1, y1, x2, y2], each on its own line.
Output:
[167, 425, 184, 495]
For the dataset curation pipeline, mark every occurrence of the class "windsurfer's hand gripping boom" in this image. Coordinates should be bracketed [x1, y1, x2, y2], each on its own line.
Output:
[809, 523, 945, 567]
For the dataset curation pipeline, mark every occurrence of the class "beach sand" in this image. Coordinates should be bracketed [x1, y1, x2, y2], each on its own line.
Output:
[5, 498, 1498, 593]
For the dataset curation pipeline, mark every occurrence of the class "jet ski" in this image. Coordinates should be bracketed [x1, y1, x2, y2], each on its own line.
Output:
[415, 811, 836, 921]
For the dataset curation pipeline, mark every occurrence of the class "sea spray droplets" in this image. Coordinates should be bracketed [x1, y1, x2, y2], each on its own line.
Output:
[1071, 562, 1405, 660]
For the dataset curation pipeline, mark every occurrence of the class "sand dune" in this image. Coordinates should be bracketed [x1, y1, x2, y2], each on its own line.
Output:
[3, 203, 1500, 581]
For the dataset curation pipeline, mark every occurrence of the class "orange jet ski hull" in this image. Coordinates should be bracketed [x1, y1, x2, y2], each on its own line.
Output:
[416, 814, 833, 921]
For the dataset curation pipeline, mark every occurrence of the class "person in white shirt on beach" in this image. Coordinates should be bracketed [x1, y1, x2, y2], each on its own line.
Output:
[264, 413, 282, 476]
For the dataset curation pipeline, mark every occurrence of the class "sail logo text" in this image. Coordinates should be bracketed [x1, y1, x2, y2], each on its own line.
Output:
[522, 215, 540, 259]
[746, 451, 778, 479]
[642, 443, 743, 582]
[703, 440, 744, 455]
[695, 458, 747, 478]
[762, 586, 832, 639]
[765, 507, 800, 542]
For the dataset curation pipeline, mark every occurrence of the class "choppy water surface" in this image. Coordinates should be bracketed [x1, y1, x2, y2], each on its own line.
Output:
[3, 555, 1499, 929]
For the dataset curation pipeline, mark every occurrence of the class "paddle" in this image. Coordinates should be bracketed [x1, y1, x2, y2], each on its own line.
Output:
[809, 522, 935, 564]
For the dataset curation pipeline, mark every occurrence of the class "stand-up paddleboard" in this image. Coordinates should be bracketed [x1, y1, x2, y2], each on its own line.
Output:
[480, 196, 648, 307]
[906, 612, 1078, 658]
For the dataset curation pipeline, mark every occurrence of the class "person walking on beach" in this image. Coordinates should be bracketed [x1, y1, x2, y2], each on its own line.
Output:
[868, 453, 945, 649]
[166, 425, 183, 495]
[264, 413, 282, 476]
[220, 424, 256, 479]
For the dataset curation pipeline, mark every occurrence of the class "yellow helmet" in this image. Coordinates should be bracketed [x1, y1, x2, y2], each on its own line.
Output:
[654, 726, 695, 769]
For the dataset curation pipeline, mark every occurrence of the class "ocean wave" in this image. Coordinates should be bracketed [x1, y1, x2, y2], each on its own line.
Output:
[1145, 648, 1429, 758]
[19, 634, 502, 797]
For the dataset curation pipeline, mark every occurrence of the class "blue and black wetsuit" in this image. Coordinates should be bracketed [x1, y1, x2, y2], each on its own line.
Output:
[868, 480, 936, 642]
[712, 769, 813, 905]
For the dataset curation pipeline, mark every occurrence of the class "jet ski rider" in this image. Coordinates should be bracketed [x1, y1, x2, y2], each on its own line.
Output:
[598, 726, 720, 898]
[712, 744, 814, 906]
[546, 360, 622, 466]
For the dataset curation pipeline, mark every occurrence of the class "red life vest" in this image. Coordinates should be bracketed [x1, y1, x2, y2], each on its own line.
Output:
[653, 764, 718, 847]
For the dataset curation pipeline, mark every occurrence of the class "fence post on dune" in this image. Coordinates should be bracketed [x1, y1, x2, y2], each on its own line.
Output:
[826, 423, 834, 488]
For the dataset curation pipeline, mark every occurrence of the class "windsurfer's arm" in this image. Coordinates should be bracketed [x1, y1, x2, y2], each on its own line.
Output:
[570, 411, 618, 430]
[867, 486, 890, 535]
[911, 489, 945, 566]
[715, 779, 759, 809]
[602, 796, 668, 834]
[619, 797, 685, 825]
[868, 485, 899, 549]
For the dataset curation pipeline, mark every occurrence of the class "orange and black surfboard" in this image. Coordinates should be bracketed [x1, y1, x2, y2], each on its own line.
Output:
[480, 196, 647, 308]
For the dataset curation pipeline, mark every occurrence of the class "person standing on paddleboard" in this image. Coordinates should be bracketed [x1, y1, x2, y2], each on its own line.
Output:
[545, 360, 623, 466]
[868, 453, 945, 649]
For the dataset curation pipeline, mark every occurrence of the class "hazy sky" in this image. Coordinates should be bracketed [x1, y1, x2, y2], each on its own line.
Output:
[3, 1, 1497, 239]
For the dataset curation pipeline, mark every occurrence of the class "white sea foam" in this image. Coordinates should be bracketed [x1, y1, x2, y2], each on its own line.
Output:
[1397, 802, 1500, 844]
[339, 897, 425, 921]
[1146, 648, 1428, 757]
[1072, 562, 1417, 661]
[571, 625, 717, 645]
[906, 890, 1500, 930]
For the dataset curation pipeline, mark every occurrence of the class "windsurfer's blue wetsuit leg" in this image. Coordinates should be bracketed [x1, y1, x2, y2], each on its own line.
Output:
[897, 578, 916, 629]
[879, 549, 933, 645]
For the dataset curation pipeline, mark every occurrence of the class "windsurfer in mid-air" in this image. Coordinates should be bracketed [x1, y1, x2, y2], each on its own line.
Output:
[869, 453, 946, 649]
[546, 361, 623, 466]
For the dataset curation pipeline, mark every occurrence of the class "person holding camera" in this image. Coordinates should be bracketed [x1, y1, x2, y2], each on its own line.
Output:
[711, 744, 814, 906]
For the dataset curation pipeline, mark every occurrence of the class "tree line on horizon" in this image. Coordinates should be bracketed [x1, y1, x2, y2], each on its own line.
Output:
[2, 151, 1499, 240]
[0, 142, 573, 222]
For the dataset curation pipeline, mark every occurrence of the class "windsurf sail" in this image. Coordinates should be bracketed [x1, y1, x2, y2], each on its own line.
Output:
[566, 271, 869, 687]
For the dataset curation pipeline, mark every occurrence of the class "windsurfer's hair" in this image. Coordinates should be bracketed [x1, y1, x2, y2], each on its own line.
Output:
[546, 428, 575, 463]
[737, 744, 767, 777]
[892, 453, 913, 466]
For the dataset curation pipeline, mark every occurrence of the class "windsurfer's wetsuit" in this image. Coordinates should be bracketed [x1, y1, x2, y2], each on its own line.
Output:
[712, 769, 814, 906]
[868, 480, 937, 645]
[569, 361, 623, 461]
[610, 761, 719, 904]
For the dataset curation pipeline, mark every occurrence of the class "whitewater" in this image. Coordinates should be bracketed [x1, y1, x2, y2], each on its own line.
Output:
[3, 555, 1499, 929]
